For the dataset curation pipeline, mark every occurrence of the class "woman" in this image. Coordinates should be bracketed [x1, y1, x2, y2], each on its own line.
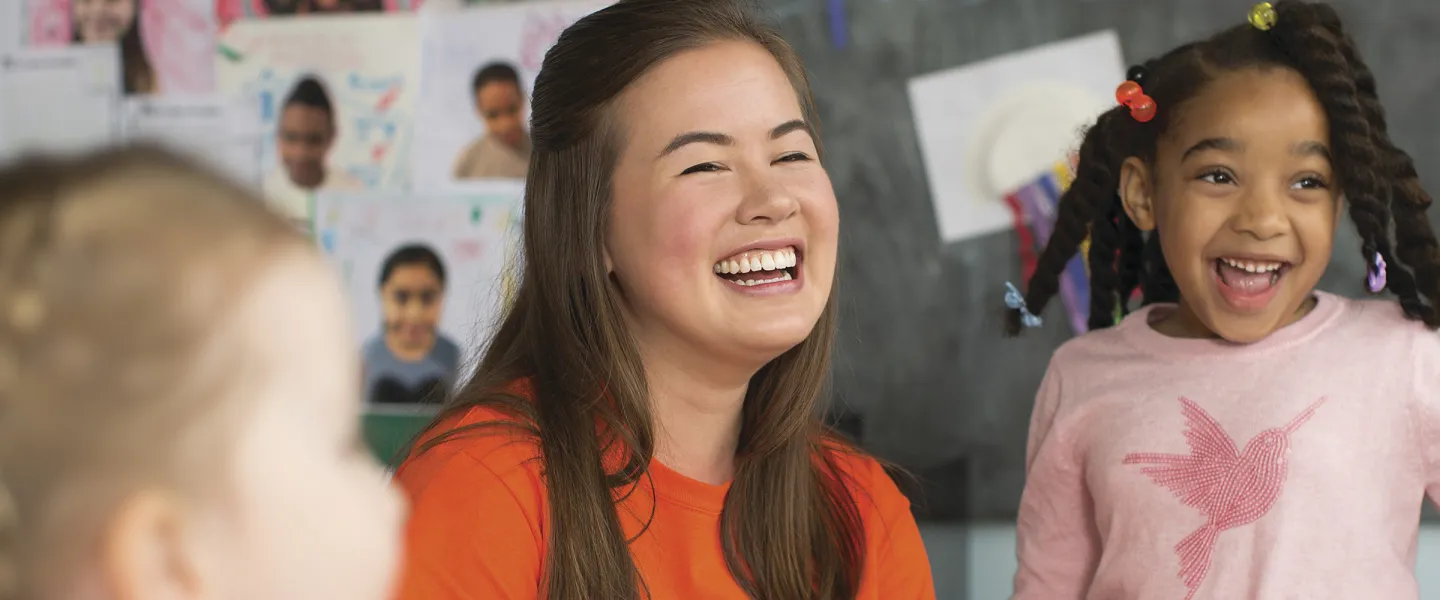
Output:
[395, 0, 936, 598]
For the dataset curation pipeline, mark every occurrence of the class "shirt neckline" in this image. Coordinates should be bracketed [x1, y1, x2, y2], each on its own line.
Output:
[644, 457, 730, 515]
[1116, 290, 1346, 359]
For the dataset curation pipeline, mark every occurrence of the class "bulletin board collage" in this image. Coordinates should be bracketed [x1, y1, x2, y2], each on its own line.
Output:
[1, 0, 612, 414]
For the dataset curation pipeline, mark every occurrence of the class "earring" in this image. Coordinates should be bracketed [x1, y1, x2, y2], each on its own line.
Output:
[1366, 251, 1387, 294]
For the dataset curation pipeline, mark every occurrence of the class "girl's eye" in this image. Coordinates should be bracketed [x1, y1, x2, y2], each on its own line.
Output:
[1198, 170, 1235, 185]
[776, 152, 811, 164]
[680, 163, 723, 175]
[1292, 176, 1329, 190]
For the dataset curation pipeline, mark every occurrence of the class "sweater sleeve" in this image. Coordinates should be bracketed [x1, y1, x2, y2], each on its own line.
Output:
[1012, 362, 1100, 599]
[1413, 328, 1440, 512]
[394, 437, 546, 600]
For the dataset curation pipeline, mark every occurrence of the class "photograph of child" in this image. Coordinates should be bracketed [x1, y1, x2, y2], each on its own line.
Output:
[70, 0, 156, 94]
[362, 243, 463, 405]
[452, 61, 530, 180]
[262, 74, 363, 225]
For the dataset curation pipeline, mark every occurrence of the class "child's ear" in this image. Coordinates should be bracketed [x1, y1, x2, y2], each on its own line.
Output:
[1119, 157, 1157, 231]
[103, 491, 206, 600]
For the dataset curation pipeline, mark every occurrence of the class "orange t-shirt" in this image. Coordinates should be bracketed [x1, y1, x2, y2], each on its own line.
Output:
[394, 404, 937, 599]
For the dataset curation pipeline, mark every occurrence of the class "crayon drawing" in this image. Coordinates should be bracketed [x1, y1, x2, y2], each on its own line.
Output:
[215, 13, 418, 223]
[314, 182, 523, 411]
[411, 0, 609, 190]
[25, 0, 216, 95]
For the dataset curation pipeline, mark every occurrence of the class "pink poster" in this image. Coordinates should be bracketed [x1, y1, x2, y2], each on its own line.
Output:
[27, 0, 216, 95]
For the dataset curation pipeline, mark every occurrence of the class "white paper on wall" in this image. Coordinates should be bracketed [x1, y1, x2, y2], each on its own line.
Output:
[120, 95, 264, 188]
[1, 1, 23, 52]
[907, 30, 1125, 244]
[0, 45, 121, 161]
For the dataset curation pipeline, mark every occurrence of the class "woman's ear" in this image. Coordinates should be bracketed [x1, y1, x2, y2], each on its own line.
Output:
[1119, 157, 1157, 231]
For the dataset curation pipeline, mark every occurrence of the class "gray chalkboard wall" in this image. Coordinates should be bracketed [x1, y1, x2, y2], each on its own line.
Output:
[763, 0, 1440, 520]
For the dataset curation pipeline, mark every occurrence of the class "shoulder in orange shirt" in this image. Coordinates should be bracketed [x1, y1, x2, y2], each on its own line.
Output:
[394, 402, 936, 600]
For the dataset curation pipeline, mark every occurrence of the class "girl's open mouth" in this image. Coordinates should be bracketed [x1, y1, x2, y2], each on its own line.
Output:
[1213, 256, 1290, 310]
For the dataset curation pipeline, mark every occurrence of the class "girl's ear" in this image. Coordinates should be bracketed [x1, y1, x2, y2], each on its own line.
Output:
[1120, 157, 1157, 231]
[602, 247, 614, 274]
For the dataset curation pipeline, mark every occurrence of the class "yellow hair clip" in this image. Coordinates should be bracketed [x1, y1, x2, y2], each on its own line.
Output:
[1249, 2, 1277, 31]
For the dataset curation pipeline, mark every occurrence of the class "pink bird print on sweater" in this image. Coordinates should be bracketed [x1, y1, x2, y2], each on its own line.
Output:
[1123, 396, 1326, 599]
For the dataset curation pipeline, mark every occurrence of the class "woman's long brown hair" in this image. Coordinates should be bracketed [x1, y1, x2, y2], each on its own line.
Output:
[406, 0, 869, 598]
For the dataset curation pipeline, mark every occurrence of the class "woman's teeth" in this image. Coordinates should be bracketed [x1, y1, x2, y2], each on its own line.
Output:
[731, 272, 793, 286]
[713, 247, 797, 276]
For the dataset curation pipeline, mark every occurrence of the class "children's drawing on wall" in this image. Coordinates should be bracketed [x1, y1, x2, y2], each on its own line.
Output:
[365, 243, 462, 405]
[453, 62, 529, 180]
[216, 13, 418, 222]
[26, 0, 216, 94]
[214, 0, 405, 28]
[258, 0, 385, 15]
[263, 74, 364, 222]
[907, 30, 1125, 244]
[314, 182, 524, 412]
[412, 0, 609, 191]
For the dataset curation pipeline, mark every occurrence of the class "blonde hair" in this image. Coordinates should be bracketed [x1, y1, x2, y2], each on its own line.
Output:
[0, 146, 307, 598]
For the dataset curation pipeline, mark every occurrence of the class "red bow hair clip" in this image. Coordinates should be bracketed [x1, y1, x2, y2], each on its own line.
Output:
[1115, 67, 1156, 123]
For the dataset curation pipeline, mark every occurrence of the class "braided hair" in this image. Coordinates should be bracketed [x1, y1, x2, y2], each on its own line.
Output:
[1005, 1, 1440, 335]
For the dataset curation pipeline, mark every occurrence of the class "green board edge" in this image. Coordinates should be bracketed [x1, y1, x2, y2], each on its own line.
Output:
[364, 413, 432, 468]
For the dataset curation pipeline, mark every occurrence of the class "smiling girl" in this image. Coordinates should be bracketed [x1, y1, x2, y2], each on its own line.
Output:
[363, 244, 461, 405]
[1007, 2, 1440, 599]
[393, 0, 935, 598]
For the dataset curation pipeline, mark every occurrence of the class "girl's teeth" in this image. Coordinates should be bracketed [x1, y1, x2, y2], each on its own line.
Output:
[713, 247, 797, 275]
[1220, 257, 1283, 273]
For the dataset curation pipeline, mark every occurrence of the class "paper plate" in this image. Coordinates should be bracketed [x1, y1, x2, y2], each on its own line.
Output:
[964, 80, 1108, 204]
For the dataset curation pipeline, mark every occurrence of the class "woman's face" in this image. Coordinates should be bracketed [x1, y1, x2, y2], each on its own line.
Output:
[72, 0, 137, 43]
[379, 262, 444, 352]
[606, 40, 839, 376]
